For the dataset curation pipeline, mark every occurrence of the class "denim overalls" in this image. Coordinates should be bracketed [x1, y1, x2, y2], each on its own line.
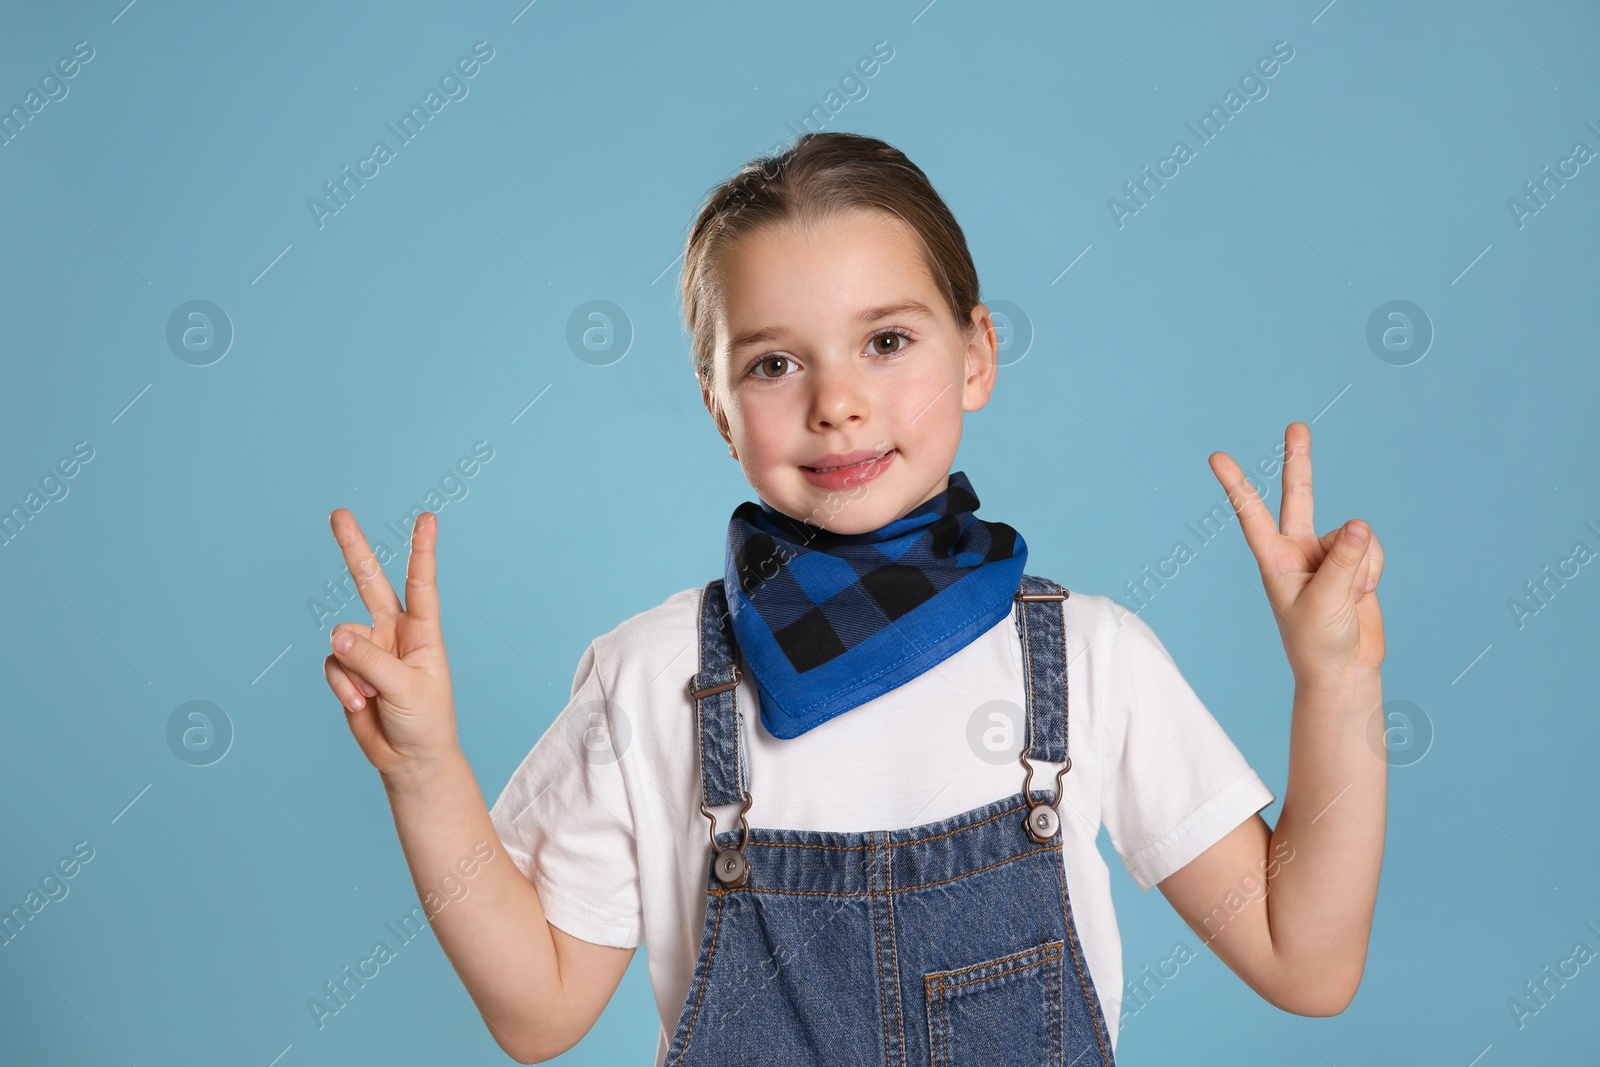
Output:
[664, 573, 1117, 1067]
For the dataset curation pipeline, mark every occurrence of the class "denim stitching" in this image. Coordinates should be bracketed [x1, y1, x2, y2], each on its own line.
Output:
[676, 890, 725, 1059]
[1058, 591, 1071, 766]
[1053, 936, 1063, 1067]
[695, 580, 746, 810]
[1053, 848, 1113, 1065]
[935, 951, 1058, 991]
[885, 829, 905, 1066]
[868, 834, 890, 1065]
[939, 974, 948, 1067]
[694, 582, 710, 813]
[711, 798, 1033, 853]
[926, 940, 1061, 983]
[705, 843, 1063, 898]
[1021, 587, 1038, 760]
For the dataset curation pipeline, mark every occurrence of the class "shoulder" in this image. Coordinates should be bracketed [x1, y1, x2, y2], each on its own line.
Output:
[1049, 587, 1182, 729]
[1057, 587, 1136, 640]
[587, 583, 708, 694]
[1053, 586, 1172, 663]
[1034, 585, 1143, 667]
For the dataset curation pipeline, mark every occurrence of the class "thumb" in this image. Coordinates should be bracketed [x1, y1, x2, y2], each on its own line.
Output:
[330, 628, 411, 696]
[1307, 519, 1372, 608]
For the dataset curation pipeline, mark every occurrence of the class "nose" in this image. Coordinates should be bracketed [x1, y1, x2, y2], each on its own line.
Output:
[806, 357, 869, 432]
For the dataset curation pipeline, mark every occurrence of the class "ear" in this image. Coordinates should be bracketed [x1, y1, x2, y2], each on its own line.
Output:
[701, 382, 737, 455]
[960, 304, 1000, 412]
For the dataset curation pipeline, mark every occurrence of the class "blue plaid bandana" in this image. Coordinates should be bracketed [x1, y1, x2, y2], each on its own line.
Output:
[723, 470, 1028, 739]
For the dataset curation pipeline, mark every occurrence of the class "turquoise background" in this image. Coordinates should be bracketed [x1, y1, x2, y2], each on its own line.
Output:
[3, 0, 1597, 1063]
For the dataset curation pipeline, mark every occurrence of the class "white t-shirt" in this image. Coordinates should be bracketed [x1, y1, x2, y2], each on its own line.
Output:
[488, 583, 1276, 1065]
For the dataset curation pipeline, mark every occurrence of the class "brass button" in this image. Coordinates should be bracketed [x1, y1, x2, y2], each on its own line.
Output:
[1025, 804, 1060, 843]
[713, 847, 751, 887]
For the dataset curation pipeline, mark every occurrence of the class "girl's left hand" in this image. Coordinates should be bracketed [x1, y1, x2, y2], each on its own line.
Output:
[1208, 422, 1385, 685]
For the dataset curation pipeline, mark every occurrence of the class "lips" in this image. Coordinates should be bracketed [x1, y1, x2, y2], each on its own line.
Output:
[804, 448, 893, 471]
[800, 448, 896, 490]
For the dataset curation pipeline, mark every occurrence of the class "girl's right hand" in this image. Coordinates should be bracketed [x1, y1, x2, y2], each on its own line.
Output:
[323, 509, 460, 779]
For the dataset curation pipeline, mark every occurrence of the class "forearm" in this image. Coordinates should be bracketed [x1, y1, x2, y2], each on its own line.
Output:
[1263, 668, 1387, 1011]
[381, 749, 567, 1063]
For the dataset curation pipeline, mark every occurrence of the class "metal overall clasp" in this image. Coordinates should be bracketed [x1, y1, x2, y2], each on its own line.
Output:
[688, 664, 753, 888]
[1015, 587, 1071, 844]
[1019, 753, 1071, 843]
[701, 790, 753, 888]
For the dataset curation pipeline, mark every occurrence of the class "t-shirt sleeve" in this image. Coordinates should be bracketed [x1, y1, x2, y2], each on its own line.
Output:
[1097, 607, 1277, 892]
[487, 641, 644, 948]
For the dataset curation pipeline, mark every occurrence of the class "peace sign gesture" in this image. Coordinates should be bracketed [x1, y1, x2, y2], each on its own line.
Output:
[323, 510, 460, 777]
[1208, 422, 1385, 685]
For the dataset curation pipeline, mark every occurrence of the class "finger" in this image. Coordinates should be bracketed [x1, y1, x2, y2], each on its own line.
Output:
[1321, 528, 1383, 593]
[1363, 529, 1384, 592]
[1208, 450, 1281, 565]
[1307, 519, 1373, 608]
[328, 644, 378, 696]
[404, 512, 441, 627]
[329, 626, 412, 694]
[1280, 422, 1315, 542]
[329, 622, 377, 694]
[326, 654, 391, 760]
[324, 654, 370, 711]
[329, 508, 403, 623]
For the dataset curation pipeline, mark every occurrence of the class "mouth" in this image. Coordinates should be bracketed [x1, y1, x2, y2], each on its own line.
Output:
[801, 448, 896, 489]
[803, 448, 894, 472]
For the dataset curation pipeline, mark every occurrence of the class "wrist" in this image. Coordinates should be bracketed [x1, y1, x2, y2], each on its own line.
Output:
[380, 745, 470, 797]
[1294, 665, 1383, 698]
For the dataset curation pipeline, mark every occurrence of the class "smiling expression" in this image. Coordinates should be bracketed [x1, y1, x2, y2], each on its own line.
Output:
[700, 208, 999, 535]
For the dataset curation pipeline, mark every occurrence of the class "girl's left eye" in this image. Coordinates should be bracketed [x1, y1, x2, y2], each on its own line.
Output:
[745, 329, 914, 381]
[869, 328, 913, 356]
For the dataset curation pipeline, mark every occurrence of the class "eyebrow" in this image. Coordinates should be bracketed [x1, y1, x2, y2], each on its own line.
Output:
[728, 299, 936, 352]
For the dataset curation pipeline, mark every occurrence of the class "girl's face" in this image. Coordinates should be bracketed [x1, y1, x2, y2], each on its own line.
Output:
[701, 208, 999, 535]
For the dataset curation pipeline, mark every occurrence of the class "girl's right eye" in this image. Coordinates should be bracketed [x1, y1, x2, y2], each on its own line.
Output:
[749, 355, 795, 381]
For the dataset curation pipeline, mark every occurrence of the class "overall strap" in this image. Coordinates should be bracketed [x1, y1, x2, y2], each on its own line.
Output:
[1014, 573, 1070, 765]
[688, 573, 1070, 808]
[688, 578, 749, 810]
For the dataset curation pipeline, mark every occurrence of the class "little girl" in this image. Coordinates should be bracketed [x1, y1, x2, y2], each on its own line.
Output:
[323, 132, 1387, 1066]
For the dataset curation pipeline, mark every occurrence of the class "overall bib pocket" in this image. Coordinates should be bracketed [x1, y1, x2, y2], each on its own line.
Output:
[923, 938, 1065, 1067]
